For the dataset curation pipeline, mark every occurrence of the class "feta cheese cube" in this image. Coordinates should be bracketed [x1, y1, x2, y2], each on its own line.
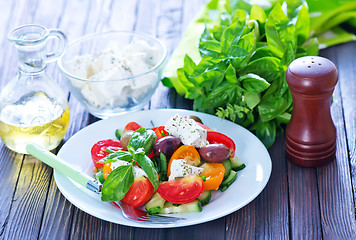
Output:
[168, 159, 204, 181]
[165, 114, 208, 148]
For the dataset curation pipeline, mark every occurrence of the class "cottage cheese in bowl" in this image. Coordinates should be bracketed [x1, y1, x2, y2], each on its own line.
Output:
[58, 31, 166, 118]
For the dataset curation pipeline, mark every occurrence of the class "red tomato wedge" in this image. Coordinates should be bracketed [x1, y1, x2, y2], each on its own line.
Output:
[91, 139, 123, 168]
[207, 131, 236, 157]
[196, 122, 212, 131]
[124, 122, 142, 131]
[157, 176, 204, 204]
[152, 126, 169, 140]
[121, 177, 154, 208]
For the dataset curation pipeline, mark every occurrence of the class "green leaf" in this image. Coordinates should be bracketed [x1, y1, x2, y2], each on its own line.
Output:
[220, 22, 245, 54]
[294, 5, 309, 45]
[101, 164, 134, 202]
[213, 25, 224, 41]
[244, 91, 261, 109]
[225, 45, 249, 59]
[240, 73, 270, 93]
[265, 3, 296, 58]
[128, 128, 157, 155]
[183, 54, 196, 75]
[225, 64, 238, 83]
[249, 5, 267, 24]
[253, 119, 276, 149]
[199, 40, 222, 58]
[134, 149, 159, 190]
[240, 57, 280, 82]
[99, 151, 133, 164]
[200, 24, 214, 43]
[202, 82, 239, 110]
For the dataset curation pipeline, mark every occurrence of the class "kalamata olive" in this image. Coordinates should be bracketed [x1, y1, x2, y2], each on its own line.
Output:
[199, 144, 230, 163]
[188, 115, 203, 123]
[153, 136, 180, 157]
[120, 130, 134, 150]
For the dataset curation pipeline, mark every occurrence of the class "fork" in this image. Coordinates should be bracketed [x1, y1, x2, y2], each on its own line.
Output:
[26, 144, 184, 224]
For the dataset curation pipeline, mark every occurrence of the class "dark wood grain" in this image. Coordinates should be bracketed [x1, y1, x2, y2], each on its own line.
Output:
[0, 0, 356, 239]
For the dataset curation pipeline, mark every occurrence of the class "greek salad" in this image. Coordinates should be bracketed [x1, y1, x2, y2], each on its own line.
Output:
[92, 114, 245, 214]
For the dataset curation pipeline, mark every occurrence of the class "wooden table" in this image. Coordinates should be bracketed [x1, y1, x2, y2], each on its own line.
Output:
[1, 0, 356, 239]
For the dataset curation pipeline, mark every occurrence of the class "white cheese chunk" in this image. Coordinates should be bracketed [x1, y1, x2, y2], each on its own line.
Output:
[164, 114, 208, 148]
[110, 160, 147, 179]
[168, 159, 204, 181]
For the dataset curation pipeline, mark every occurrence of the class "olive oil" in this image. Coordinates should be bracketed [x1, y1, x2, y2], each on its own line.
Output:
[0, 100, 70, 154]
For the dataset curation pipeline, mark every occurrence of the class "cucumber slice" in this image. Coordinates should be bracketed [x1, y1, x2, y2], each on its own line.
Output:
[230, 156, 246, 171]
[221, 159, 232, 180]
[158, 200, 202, 214]
[145, 192, 166, 214]
[219, 170, 237, 192]
[197, 191, 211, 206]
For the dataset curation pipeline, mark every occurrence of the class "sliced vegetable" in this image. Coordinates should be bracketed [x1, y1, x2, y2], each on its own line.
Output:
[207, 131, 236, 157]
[199, 162, 225, 191]
[157, 175, 204, 204]
[91, 139, 123, 168]
[230, 156, 246, 171]
[158, 199, 202, 214]
[145, 192, 166, 214]
[121, 176, 154, 208]
[219, 170, 238, 192]
[197, 190, 212, 206]
[152, 126, 169, 140]
[221, 158, 232, 180]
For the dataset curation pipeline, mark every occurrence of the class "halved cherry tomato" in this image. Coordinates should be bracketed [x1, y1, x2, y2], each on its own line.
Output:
[157, 176, 204, 204]
[122, 177, 154, 208]
[152, 126, 169, 141]
[199, 163, 225, 190]
[103, 162, 112, 179]
[167, 145, 201, 177]
[207, 131, 236, 157]
[124, 122, 142, 131]
[91, 139, 123, 168]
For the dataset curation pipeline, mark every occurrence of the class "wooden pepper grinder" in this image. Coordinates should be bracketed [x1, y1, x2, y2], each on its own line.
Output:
[285, 56, 338, 167]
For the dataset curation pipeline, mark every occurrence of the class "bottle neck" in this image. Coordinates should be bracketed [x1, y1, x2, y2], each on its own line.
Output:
[16, 43, 47, 73]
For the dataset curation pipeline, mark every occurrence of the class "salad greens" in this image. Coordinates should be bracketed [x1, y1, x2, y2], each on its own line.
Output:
[162, 0, 356, 148]
[98, 128, 159, 202]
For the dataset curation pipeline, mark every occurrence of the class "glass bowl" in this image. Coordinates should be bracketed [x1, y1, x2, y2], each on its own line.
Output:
[57, 31, 167, 119]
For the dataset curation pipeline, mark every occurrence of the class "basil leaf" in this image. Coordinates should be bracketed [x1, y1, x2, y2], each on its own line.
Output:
[199, 40, 222, 58]
[253, 119, 276, 149]
[294, 5, 309, 45]
[98, 151, 133, 164]
[240, 57, 281, 82]
[244, 91, 260, 109]
[128, 128, 157, 155]
[240, 74, 270, 93]
[134, 149, 159, 190]
[220, 22, 245, 55]
[101, 164, 134, 202]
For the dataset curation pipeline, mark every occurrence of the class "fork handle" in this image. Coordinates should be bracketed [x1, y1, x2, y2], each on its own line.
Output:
[26, 144, 94, 188]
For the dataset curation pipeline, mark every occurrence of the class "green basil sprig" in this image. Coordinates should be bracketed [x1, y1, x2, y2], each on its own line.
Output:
[101, 164, 134, 202]
[128, 128, 157, 155]
[98, 151, 133, 164]
[133, 148, 159, 190]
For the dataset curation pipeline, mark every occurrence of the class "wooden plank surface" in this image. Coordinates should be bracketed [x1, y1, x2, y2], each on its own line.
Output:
[0, 0, 355, 240]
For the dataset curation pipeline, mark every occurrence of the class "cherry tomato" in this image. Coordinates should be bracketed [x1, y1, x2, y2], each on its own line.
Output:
[199, 163, 225, 191]
[91, 139, 123, 168]
[167, 145, 201, 177]
[152, 126, 169, 140]
[122, 177, 154, 208]
[157, 176, 204, 204]
[207, 131, 236, 157]
[124, 122, 142, 131]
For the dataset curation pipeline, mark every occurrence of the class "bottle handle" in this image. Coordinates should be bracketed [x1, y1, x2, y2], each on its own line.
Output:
[46, 29, 68, 62]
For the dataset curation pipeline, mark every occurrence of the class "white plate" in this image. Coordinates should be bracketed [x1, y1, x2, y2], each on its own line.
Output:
[55, 109, 272, 228]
